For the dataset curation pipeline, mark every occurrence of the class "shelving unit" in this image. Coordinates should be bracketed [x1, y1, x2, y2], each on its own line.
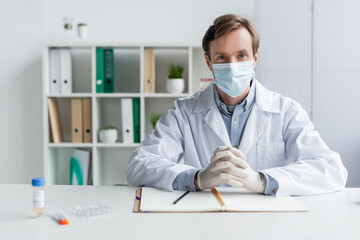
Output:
[42, 44, 212, 185]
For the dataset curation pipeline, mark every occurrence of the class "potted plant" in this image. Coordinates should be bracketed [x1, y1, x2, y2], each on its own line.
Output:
[77, 23, 88, 38]
[167, 64, 184, 94]
[98, 126, 118, 143]
[150, 114, 162, 130]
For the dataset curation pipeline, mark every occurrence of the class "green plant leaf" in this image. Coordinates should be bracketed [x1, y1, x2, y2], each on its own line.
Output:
[150, 114, 162, 129]
[98, 126, 117, 131]
[168, 64, 183, 78]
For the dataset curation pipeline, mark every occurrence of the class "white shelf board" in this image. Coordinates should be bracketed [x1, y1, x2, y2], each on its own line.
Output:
[47, 143, 93, 148]
[47, 93, 93, 98]
[96, 93, 141, 98]
[95, 143, 140, 148]
[144, 93, 190, 98]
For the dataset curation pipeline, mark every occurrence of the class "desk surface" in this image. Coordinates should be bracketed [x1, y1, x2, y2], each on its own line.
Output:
[0, 185, 359, 240]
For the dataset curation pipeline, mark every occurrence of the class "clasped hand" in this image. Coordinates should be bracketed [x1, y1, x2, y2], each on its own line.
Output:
[197, 146, 266, 193]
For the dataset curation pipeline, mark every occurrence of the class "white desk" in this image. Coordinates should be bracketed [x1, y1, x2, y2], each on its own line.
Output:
[0, 185, 359, 240]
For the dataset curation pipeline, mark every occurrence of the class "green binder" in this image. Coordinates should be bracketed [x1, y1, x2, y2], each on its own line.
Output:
[96, 48, 105, 93]
[70, 157, 84, 185]
[133, 98, 140, 143]
[104, 48, 114, 93]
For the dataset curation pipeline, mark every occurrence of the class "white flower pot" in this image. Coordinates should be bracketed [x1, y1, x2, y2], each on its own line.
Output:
[77, 25, 88, 38]
[99, 129, 118, 143]
[166, 78, 184, 94]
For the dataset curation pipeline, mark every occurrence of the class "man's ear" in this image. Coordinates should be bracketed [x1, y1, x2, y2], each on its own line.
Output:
[253, 49, 259, 68]
[204, 53, 213, 73]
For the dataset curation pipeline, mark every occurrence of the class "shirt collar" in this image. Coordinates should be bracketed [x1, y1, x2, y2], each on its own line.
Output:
[213, 80, 256, 113]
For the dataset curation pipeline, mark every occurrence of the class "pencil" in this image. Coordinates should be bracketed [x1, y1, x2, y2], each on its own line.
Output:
[173, 190, 190, 204]
[211, 188, 226, 208]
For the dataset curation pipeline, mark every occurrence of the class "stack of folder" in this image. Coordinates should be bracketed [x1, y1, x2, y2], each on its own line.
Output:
[49, 48, 72, 94]
[71, 98, 92, 143]
[48, 98, 92, 143]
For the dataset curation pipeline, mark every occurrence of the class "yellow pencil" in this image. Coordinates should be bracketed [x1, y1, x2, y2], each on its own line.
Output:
[211, 187, 227, 208]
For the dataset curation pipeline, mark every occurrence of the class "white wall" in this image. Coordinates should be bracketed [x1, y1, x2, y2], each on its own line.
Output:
[42, 0, 255, 44]
[0, 0, 255, 183]
[255, 0, 360, 187]
[313, 0, 360, 187]
[255, 0, 312, 115]
[0, 0, 44, 184]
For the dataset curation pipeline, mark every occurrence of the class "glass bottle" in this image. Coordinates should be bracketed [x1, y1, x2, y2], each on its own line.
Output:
[32, 177, 45, 216]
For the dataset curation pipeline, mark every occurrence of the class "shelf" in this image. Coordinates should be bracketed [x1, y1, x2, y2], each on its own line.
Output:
[47, 143, 93, 148]
[96, 143, 140, 148]
[47, 93, 92, 98]
[95, 148, 133, 185]
[44, 44, 207, 185]
[153, 48, 189, 94]
[46, 142, 140, 148]
[144, 93, 190, 98]
[96, 93, 141, 98]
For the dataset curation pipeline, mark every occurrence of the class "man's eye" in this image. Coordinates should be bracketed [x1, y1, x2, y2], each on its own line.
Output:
[239, 54, 245, 58]
[218, 56, 226, 60]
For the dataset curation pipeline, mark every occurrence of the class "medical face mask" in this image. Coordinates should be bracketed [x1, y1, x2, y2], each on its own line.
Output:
[212, 61, 255, 98]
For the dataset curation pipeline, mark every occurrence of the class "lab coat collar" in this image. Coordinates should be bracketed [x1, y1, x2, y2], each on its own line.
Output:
[255, 80, 282, 113]
[193, 82, 216, 113]
[193, 79, 281, 114]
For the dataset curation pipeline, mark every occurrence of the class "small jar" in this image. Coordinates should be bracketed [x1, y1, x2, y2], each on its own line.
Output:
[32, 177, 45, 216]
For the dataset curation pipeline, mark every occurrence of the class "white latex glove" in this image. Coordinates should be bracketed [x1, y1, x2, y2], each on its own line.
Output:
[197, 146, 266, 193]
[197, 146, 247, 189]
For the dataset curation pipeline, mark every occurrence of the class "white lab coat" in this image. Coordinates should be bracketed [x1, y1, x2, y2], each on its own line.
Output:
[126, 80, 348, 196]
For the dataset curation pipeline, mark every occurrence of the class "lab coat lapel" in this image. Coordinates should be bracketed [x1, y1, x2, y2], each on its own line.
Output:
[239, 79, 282, 154]
[195, 83, 231, 146]
[203, 105, 231, 146]
[239, 104, 269, 155]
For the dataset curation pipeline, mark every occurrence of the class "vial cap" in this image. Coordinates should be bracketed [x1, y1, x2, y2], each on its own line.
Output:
[32, 177, 45, 187]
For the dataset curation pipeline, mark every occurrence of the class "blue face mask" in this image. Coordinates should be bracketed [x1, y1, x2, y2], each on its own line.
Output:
[212, 61, 255, 98]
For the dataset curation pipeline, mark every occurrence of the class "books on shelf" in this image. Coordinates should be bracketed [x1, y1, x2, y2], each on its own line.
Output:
[47, 98, 64, 143]
[49, 49, 61, 94]
[134, 187, 308, 213]
[71, 99, 83, 143]
[121, 98, 133, 143]
[144, 48, 155, 93]
[60, 49, 72, 94]
[70, 148, 92, 185]
[96, 48, 105, 93]
[49, 48, 72, 94]
[71, 98, 92, 143]
[121, 98, 141, 143]
[104, 49, 114, 93]
[132, 98, 140, 143]
[82, 98, 92, 143]
[96, 48, 114, 93]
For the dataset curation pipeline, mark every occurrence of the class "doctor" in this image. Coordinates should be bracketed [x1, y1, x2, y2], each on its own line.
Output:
[127, 14, 348, 196]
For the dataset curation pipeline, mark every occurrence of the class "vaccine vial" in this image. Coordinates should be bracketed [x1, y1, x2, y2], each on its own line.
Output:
[32, 177, 45, 216]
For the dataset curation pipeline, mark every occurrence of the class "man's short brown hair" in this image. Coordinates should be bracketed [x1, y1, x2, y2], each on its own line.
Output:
[202, 14, 259, 59]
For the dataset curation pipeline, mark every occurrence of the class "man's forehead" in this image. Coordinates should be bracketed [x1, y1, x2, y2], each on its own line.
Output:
[209, 27, 253, 54]
[213, 49, 250, 55]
